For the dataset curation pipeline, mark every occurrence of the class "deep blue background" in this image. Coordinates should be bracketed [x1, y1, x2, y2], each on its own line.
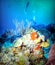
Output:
[0, 0, 55, 35]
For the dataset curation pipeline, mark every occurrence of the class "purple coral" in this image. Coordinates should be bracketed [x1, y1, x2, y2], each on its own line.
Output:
[46, 44, 55, 65]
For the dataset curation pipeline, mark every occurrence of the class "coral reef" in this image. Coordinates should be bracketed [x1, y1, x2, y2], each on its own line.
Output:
[0, 23, 55, 65]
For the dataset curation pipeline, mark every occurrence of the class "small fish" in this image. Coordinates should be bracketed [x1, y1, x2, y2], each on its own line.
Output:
[25, 1, 30, 11]
[26, 1, 29, 9]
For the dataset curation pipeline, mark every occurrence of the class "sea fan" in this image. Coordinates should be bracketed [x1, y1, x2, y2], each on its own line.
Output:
[12, 19, 31, 36]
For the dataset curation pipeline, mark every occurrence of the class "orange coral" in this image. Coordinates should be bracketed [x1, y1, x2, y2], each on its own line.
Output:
[31, 32, 38, 40]
[34, 44, 41, 50]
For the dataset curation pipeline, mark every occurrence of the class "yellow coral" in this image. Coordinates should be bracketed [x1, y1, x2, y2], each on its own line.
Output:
[41, 42, 49, 48]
